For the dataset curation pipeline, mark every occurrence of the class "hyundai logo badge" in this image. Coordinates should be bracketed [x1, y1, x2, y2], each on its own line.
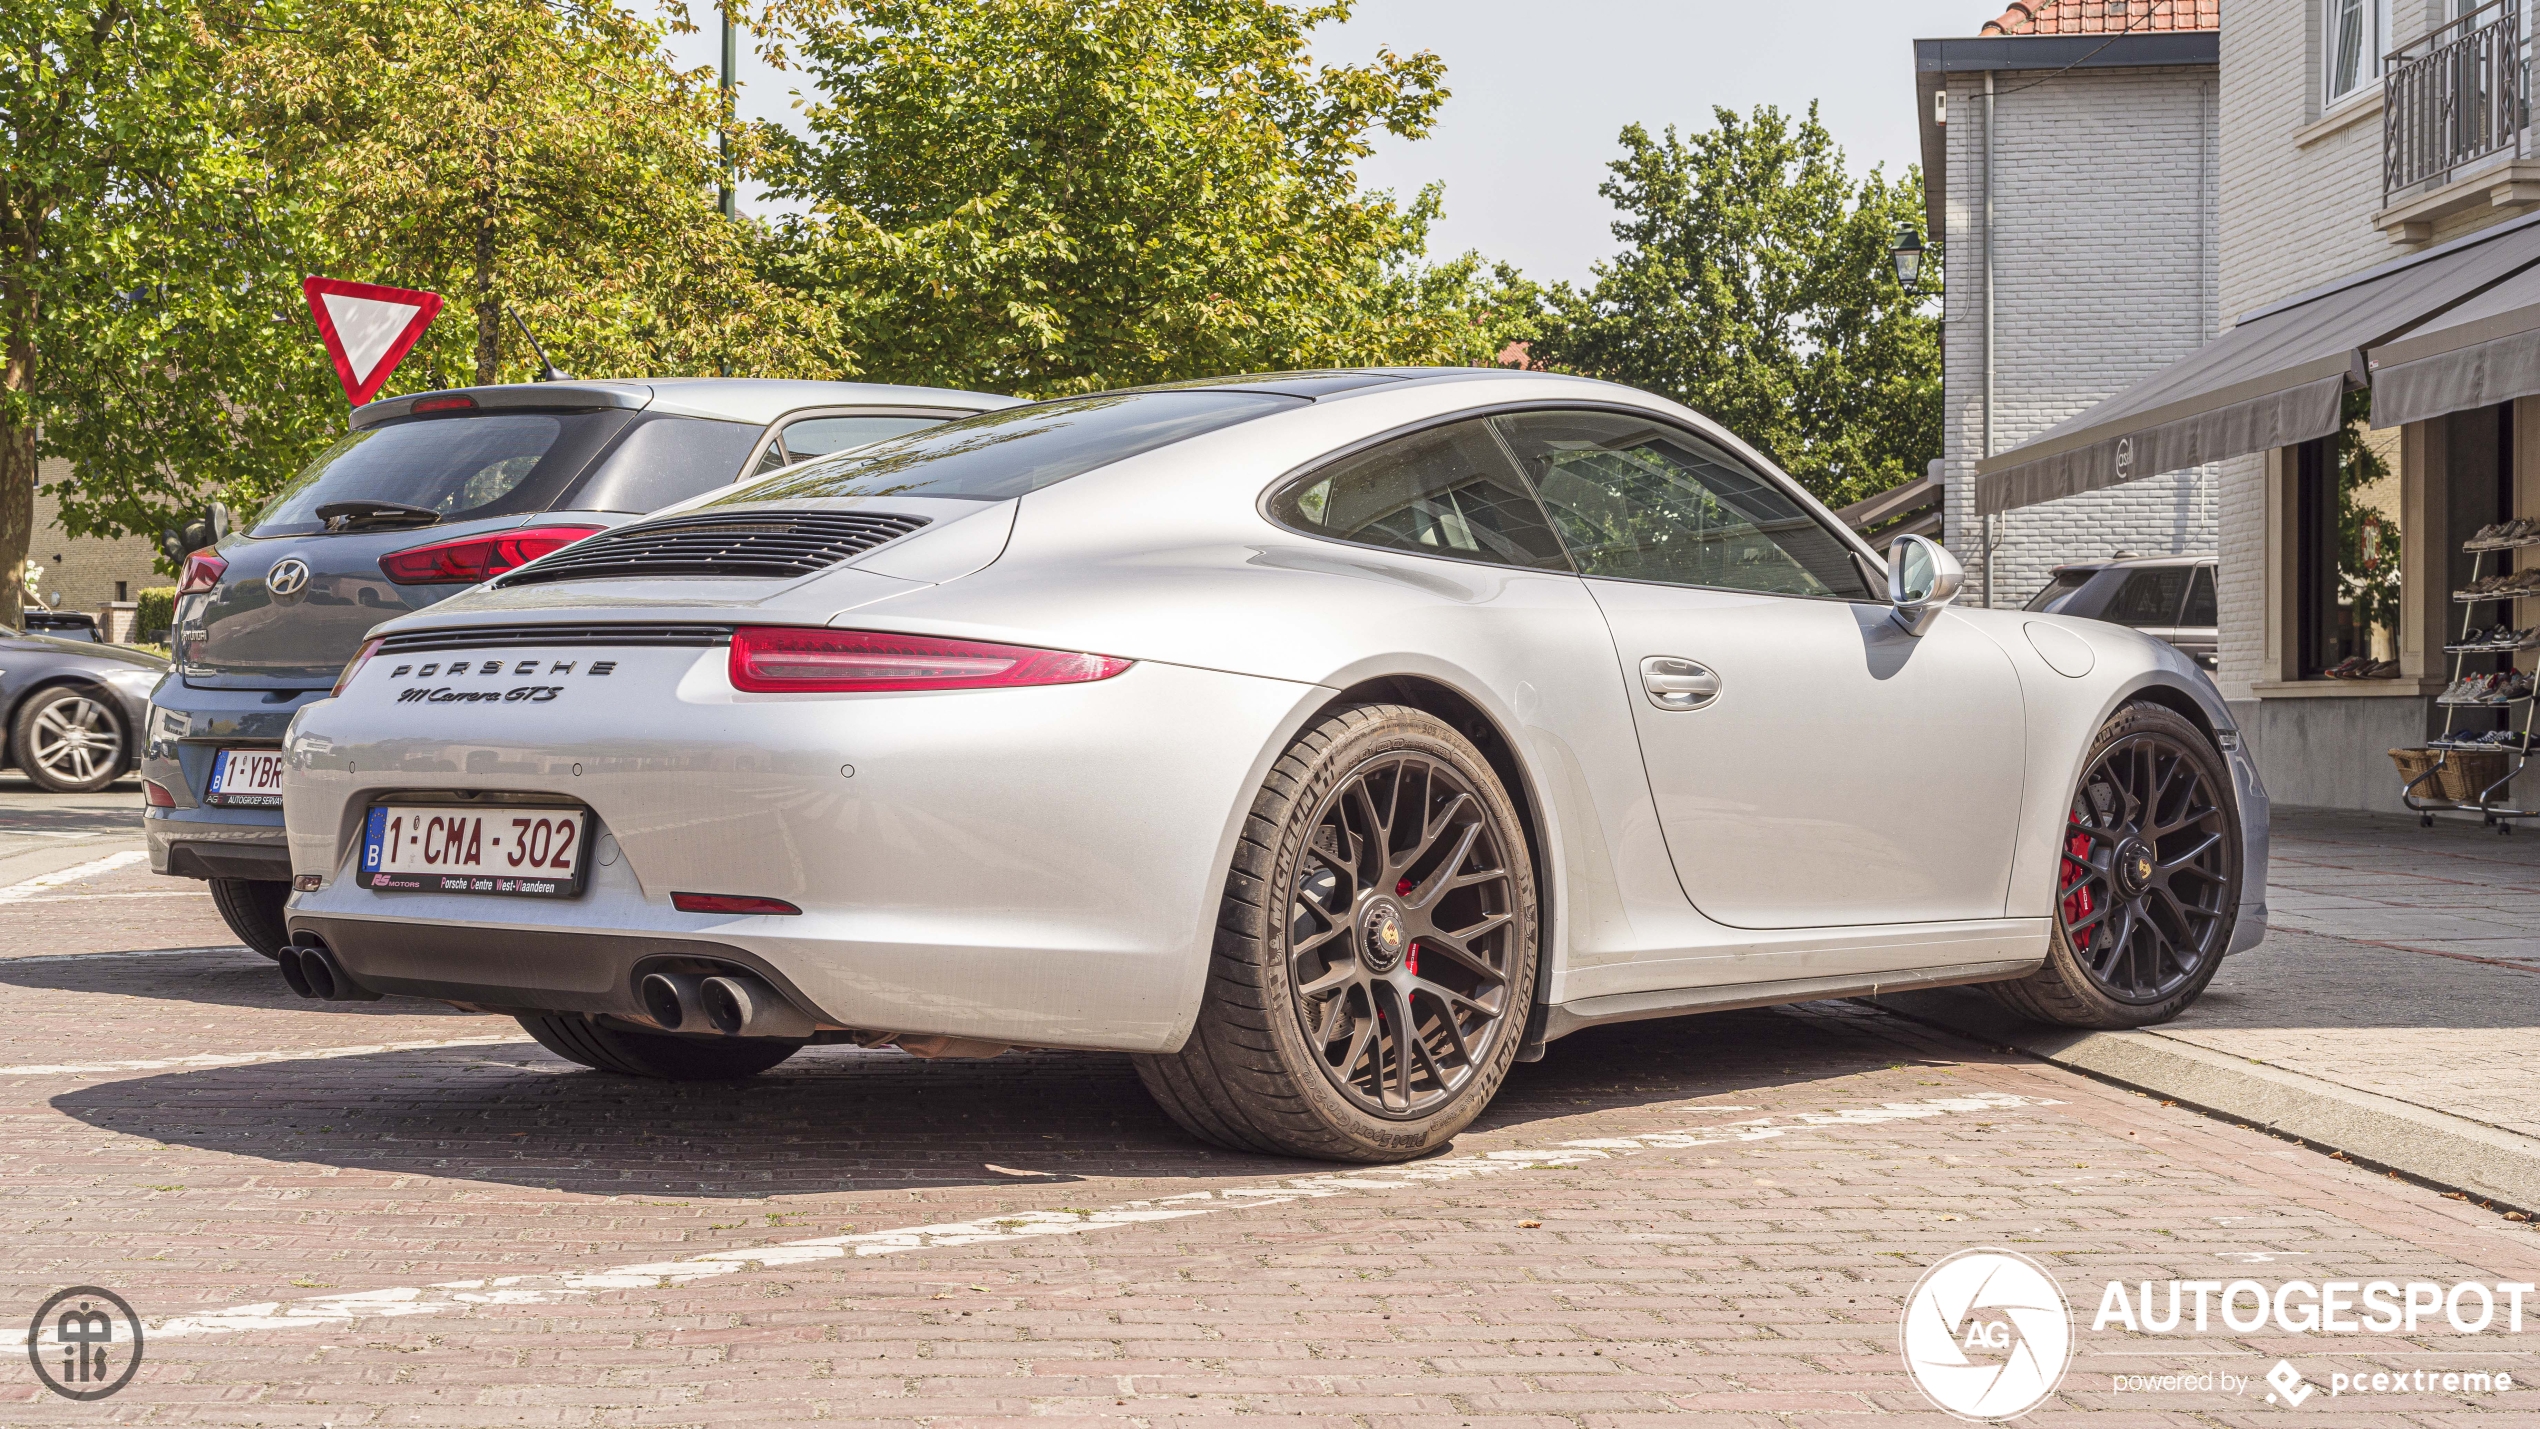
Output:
[266, 558, 311, 597]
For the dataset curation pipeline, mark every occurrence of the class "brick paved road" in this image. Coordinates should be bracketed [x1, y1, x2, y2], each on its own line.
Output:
[0, 855, 2534, 1424]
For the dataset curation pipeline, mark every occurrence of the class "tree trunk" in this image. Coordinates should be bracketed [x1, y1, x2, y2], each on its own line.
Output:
[474, 212, 499, 385]
[0, 331, 34, 631]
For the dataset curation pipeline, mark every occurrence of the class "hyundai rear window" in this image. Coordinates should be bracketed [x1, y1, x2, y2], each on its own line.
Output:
[250, 410, 635, 537]
[722, 390, 1304, 505]
[566, 414, 765, 513]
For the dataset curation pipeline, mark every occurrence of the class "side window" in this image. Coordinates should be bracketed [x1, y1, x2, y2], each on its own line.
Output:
[1270, 419, 1571, 571]
[752, 413, 952, 476]
[2105, 567, 2192, 628]
[1491, 410, 1875, 599]
[2180, 565, 2217, 627]
[568, 415, 763, 513]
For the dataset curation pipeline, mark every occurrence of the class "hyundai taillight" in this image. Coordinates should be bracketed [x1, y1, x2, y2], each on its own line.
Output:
[728, 628, 1133, 693]
[176, 550, 227, 595]
[333, 637, 381, 696]
[377, 525, 601, 585]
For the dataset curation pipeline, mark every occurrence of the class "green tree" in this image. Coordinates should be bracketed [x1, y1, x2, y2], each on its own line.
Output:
[760, 0, 1521, 394]
[239, 0, 837, 393]
[1530, 104, 1938, 509]
[0, 0, 328, 627]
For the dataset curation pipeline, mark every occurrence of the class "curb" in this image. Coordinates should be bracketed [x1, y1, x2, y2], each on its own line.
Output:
[1868, 986, 2540, 1215]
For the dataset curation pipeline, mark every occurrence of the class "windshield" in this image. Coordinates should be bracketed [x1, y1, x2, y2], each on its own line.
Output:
[719, 390, 1304, 506]
[251, 410, 636, 536]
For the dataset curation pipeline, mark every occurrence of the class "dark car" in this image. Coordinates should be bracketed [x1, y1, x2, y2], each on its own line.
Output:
[25, 611, 104, 642]
[3, 627, 166, 792]
[2023, 553, 2218, 666]
[143, 376, 1015, 957]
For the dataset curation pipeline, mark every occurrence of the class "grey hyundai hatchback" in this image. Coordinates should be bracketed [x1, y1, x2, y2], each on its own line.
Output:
[144, 377, 1015, 955]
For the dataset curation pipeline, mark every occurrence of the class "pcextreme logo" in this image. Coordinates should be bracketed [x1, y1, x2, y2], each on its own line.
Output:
[1901, 1248, 2075, 1421]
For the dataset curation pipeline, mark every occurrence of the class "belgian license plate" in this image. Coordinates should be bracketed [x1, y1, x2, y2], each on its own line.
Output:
[360, 805, 588, 897]
[206, 748, 286, 807]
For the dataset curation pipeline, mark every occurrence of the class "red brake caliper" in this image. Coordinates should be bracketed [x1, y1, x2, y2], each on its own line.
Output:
[2060, 814, 2095, 929]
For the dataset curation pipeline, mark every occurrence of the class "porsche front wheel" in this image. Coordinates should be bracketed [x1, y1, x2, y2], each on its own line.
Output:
[1991, 702, 2240, 1029]
[1135, 704, 1539, 1162]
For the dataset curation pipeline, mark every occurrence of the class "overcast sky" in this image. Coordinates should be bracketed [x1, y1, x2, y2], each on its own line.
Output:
[660, 0, 1986, 288]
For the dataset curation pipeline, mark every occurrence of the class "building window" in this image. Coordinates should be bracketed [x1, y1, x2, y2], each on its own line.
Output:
[2324, 0, 2391, 108]
[2293, 396, 2402, 678]
[114, 581, 128, 602]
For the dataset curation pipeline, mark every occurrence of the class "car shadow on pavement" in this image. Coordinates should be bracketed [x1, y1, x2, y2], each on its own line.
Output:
[45, 1006, 1921, 1199]
[0, 948, 483, 1017]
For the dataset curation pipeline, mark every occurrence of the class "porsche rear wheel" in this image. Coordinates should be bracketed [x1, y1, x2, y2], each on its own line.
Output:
[1990, 702, 2240, 1029]
[1134, 704, 1538, 1163]
[515, 1013, 804, 1080]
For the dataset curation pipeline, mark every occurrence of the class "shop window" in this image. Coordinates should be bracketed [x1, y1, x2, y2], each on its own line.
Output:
[2293, 393, 2402, 678]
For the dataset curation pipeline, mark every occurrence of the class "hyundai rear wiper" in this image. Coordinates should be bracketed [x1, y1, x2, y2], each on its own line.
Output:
[317, 500, 442, 532]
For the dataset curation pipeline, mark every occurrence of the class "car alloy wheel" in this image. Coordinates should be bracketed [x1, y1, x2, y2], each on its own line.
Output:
[14, 688, 126, 793]
[2059, 728, 2233, 1003]
[1286, 753, 1519, 1119]
[1133, 703, 1538, 1162]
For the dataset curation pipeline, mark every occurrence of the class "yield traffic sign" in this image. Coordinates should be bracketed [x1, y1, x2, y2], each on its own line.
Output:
[301, 276, 443, 405]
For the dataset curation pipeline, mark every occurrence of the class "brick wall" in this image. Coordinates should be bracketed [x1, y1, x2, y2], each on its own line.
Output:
[1941, 64, 2222, 608]
[24, 457, 166, 632]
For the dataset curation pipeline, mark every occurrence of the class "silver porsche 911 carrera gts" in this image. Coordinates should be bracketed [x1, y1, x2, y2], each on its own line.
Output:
[279, 368, 2269, 1163]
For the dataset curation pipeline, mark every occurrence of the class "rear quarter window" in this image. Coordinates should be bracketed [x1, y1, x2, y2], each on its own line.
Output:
[567, 414, 766, 513]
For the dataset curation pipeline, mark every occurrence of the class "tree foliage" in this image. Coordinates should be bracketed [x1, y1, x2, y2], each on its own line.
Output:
[1530, 104, 1938, 509]
[760, 0, 1524, 394]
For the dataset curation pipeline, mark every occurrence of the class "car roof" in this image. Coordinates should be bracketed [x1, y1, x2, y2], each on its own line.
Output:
[2054, 553, 2217, 572]
[351, 378, 1022, 431]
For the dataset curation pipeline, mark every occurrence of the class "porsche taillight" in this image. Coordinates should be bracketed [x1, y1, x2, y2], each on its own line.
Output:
[378, 525, 602, 585]
[727, 627, 1133, 693]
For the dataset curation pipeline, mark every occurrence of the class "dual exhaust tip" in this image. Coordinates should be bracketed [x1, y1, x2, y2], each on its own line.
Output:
[639, 971, 815, 1039]
[276, 941, 381, 1002]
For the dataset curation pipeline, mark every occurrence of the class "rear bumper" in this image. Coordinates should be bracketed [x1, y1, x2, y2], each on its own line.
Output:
[142, 680, 314, 882]
[282, 648, 1322, 1052]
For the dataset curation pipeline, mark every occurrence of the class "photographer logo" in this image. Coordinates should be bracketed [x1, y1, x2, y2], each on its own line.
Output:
[26, 1286, 143, 1401]
[1902, 1249, 2073, 1420]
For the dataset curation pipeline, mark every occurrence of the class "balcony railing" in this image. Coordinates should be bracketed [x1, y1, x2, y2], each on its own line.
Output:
[2384, 0, 2530, 205]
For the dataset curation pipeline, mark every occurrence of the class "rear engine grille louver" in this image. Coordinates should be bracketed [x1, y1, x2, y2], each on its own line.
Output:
[494, 510, 931, 587]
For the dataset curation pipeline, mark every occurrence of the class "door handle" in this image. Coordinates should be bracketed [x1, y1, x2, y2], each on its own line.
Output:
[1640, 656, 1720, 711]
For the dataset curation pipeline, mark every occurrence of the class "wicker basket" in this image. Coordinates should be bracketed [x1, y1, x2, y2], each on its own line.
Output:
[2439, 748, 2514, 803]
[2391, 746, 2446, 797]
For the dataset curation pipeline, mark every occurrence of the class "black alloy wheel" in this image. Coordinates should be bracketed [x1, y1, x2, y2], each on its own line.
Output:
[1992, 701, 2240, 1029]
[1286, 753, 1520, 1119]
[2058, 729, 2233, 1001]
[1133, 703, 1539, 1162]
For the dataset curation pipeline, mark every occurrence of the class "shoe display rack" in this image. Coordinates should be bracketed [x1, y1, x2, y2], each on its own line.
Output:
[2401, 524, 2540, 831]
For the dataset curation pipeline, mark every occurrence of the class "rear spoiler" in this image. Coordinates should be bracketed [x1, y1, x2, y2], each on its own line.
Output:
[351, 382, 653, 431]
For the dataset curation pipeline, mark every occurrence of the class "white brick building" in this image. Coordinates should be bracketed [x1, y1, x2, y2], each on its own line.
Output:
[1979, 0, 2540, 813]
[1916, 3, 2222, 609]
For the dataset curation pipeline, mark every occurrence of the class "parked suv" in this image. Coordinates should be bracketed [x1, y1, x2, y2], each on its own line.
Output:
[2022, 553, 2218, 665]
[144, 377, 1016, 956]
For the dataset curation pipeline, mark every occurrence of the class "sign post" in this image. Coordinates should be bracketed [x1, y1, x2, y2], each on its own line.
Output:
[301, 276, 443, 405]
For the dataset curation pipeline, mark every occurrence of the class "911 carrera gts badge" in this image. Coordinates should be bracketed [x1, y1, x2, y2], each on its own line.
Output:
[383, 657, 617, 704]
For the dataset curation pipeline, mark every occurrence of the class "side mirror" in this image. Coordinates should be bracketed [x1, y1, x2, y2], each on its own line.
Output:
[1887, 534, 1965, 636]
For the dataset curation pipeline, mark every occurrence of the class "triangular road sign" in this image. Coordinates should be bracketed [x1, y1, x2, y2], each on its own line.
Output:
[302, 276, 444, 405]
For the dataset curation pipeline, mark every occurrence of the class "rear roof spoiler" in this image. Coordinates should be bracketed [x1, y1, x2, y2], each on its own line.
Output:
[350, 382, 653, 431]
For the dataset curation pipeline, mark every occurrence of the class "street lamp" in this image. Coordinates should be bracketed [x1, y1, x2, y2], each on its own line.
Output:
[1889, 223, 1927, 291]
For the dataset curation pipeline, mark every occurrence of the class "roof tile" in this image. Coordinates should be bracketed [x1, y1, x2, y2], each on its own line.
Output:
[1979, 0, 2218, 35]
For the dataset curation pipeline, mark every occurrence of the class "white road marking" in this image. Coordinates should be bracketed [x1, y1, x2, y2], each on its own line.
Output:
[0, 944, 255, 965]
[0, 1034, 530, 1078]
[12, 890, 207, 903]
[0, 1089, 2059, 1349]
[0, 849, 144, 903]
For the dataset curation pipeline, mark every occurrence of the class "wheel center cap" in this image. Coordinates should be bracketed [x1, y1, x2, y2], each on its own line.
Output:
[2115, 838, 2156, 893]
[1360, 898, 1409, 973]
